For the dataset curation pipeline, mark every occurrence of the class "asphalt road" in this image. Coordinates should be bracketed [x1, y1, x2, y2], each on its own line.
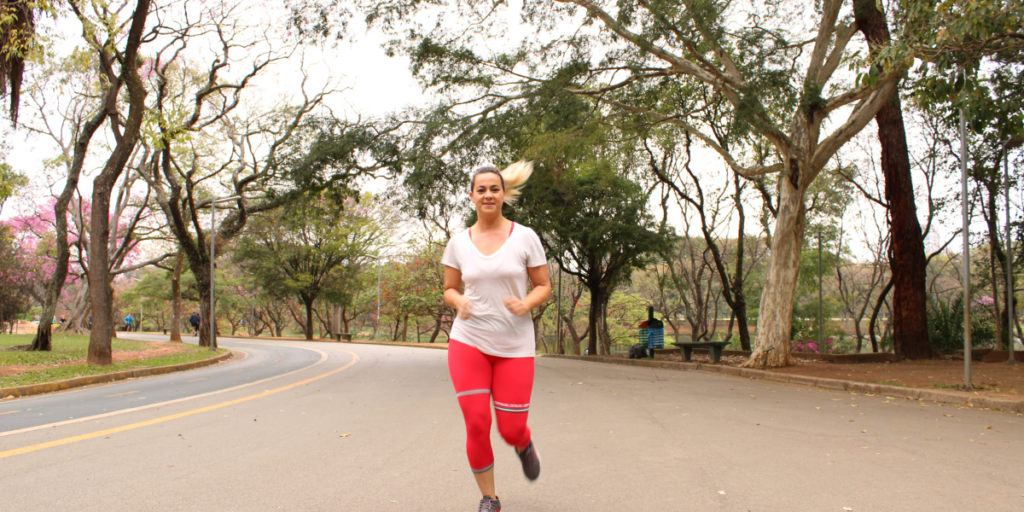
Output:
[1, 337, 1022, 511]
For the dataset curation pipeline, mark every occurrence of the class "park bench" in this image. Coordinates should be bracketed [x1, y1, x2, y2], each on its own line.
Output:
[333, 333, 353, 342]
[672, 341, 732, 363]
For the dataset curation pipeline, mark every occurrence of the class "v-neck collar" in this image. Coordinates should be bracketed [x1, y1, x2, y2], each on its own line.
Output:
[468, 222, 514, 258]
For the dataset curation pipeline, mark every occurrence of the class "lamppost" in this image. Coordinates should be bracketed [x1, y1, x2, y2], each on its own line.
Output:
[376, 254, 382, 339]
[1006, 137, 1021, 364]
[209, 195, 241, 350]
[960, 91, 974, 390]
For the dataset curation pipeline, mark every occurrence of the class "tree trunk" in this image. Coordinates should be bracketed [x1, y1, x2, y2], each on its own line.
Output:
[87, 175, 117, 365]
[854, 0, 931, 360]
[305, 299, 315, 340]
[198, 289, 216, 348]
[58, 285, 91, 334]
[742, 174, 806, 368]
[169, 252, 183, 342]
[989, 240, 1003, 350]
[585, 284, 607, 356]
[429, 316, 442, 343]
[30, 181, 78, 352]
[85, 0, 152, 365]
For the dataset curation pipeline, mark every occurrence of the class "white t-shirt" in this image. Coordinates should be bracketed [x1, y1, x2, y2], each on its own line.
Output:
[441, 223, 547, 358]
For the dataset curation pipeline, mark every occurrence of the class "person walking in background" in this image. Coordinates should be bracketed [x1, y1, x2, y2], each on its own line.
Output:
[442, 162, 551, 512]
[189, 312, 201, 336]
[124, 314, 134, 332]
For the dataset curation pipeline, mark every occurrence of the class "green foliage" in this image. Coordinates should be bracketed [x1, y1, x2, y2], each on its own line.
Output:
[234, 192, 388, 319]
[927, 294, 963, 355]
[926, 294, 998, 355]
[0, 159, 27, 213]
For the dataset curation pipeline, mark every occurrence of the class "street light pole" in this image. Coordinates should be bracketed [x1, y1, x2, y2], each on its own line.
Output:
[960, 105, 974, 390]
[209, 195, 241, 350]
[818, 230, 824, 354]
[377, 255, 381, 340]
[1007, 140, 1019, 364]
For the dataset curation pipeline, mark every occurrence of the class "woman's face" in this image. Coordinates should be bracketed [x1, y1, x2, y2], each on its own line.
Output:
[470, 172, 505, 215]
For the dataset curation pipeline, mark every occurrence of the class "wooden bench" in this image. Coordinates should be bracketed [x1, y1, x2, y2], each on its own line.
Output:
[672, 341, 732, 363]
[334, 333, 353, 342]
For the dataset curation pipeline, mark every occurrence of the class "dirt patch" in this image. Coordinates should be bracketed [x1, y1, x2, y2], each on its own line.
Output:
[615, 352, 1024, 399]
[763, 359, 1024, 399]
[0, 342, 186, 378]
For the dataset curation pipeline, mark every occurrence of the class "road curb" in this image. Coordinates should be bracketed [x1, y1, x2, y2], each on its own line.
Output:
[0, 350, 234, 400]
[543, 354, 1024, 414]
[334, 340, 449, 350]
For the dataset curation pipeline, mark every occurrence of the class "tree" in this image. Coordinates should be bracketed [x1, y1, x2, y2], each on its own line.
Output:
[0, 222, 31, 331]
[235, 194, 386, 341]
[344, 0, 913, 365]
[645, 128, 762, 350]
[16, 45, 114, 351]
[517, 160, 672, 356]
[137, 1, 350, 349]
[35, 0, 154, 364]
[852, 0, 932, 360]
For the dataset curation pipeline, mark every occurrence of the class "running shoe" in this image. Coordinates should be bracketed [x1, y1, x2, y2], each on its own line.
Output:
[478, 496, 501, 511]
[516, 440, 541, 481]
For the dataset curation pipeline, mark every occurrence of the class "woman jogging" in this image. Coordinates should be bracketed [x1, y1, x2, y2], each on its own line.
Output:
[442, 162, 551, 512]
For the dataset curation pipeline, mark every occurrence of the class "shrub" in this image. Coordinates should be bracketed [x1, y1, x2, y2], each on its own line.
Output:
[927, 294, 997, 354]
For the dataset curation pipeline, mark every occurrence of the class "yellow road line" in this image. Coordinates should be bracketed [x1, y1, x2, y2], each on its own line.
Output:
[185, 378, 205, 383]
[104, 391, 139, 398]
[0, 349, 358, 460]
[0, 410, 19, 416]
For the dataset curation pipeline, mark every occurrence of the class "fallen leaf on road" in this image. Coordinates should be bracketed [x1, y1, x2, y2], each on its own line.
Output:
[986, 426, 992, 429]
[920, 403, 929, 407]
[717, 491, 725, 495]
[851, 405, 859, 407]
[831, 399, 841, 401]
[578, 382, 583, 385]
[816, 407, 821, 410]
[339, 433, 350, 437]
[844, 508, 853, 511]
[861, 430, 867, 433]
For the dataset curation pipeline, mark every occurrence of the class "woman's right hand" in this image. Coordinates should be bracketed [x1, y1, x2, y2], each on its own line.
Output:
[454, 295, 473, 320]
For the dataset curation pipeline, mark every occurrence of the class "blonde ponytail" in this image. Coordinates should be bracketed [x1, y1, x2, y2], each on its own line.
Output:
[500, 160, 533, 204]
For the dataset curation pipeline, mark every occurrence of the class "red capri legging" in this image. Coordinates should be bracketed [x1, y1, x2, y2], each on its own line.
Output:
[448, 340, 534, 473]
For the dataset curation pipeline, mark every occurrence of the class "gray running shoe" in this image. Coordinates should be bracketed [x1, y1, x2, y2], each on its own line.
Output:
[516, 440, 541, 481]
[478, 496, 501, 512]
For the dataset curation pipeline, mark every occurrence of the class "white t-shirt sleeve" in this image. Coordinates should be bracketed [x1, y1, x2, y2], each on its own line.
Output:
[523, 228, 547, 267]
[441, 235, 462, 270]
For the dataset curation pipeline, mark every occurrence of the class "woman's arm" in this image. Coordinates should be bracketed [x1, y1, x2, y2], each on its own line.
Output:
[504, 265, 552, 316]
[443, 265, 472, 319]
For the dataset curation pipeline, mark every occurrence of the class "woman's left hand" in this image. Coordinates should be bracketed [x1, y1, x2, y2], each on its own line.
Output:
[503, 296, 529, 316]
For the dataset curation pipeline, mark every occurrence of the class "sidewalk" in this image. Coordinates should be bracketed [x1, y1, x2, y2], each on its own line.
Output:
[545, 354, 1024, 414]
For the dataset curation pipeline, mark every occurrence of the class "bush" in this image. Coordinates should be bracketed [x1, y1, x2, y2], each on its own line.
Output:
[927, 294, 998, 354]
[928, 294, 963, 355]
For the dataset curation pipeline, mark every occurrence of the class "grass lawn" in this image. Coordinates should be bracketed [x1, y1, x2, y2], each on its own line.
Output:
[0, 334, 227, 388]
